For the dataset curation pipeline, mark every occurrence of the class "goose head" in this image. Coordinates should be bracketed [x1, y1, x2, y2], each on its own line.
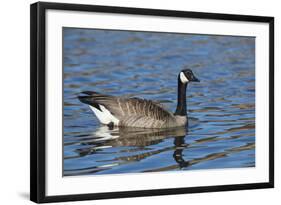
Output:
[179, 69, 200, 84]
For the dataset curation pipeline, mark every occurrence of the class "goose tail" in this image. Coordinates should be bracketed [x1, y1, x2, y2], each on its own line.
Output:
[78, 91, 120, 126]
[78, 91, 102, 111]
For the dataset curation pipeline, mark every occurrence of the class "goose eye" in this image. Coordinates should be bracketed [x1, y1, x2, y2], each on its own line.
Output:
[185, 72, 191, 78]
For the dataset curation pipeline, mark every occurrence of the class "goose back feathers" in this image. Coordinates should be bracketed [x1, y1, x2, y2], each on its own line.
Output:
[78, 91, 186, 128]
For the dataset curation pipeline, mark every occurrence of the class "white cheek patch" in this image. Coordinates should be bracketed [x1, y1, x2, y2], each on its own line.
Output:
[180, 72, 189, 83]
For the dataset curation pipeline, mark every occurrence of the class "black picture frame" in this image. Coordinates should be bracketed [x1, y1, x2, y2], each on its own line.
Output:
[30, 1, 274, 203]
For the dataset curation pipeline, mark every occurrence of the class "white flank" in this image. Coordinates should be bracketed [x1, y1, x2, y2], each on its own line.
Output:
[89, 105, 120, 125]
[180, 72, 189, 83]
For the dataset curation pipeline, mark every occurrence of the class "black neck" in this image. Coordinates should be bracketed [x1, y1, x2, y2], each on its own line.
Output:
[174, 76, 187, 116]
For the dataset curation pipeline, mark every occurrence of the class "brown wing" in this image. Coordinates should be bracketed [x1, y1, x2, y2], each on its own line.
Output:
[78, 91, 173, 121]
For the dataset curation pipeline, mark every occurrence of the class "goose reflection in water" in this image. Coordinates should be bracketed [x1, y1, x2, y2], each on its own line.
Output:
[75, 126, 187, 157]
[64, 126, 187, 175]
[64, 125, 254, 176]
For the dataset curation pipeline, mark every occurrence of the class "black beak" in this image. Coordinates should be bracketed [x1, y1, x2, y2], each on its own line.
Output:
[192, 76, 200, 82]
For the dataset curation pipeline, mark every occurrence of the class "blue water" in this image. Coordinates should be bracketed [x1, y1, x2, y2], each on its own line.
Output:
[63, 28, 255, 176]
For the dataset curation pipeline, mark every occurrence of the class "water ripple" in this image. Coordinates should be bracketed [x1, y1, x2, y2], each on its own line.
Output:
[63, 28, 255, 176]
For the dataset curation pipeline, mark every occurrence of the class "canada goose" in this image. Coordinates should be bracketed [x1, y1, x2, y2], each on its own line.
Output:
[78, 69, 199, 128]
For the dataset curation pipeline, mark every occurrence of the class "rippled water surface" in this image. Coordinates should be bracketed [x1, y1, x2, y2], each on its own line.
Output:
[63, 28, 255, 176]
